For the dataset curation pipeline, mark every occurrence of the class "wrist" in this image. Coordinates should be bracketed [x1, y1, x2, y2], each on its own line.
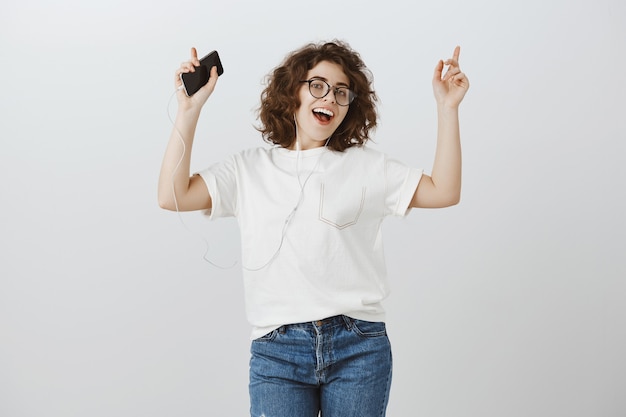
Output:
[176, 103, 202, 119]
[437, 103, 459, 115]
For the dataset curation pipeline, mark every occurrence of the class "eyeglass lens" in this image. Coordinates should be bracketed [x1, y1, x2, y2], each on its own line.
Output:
[308, 79, 354, 106]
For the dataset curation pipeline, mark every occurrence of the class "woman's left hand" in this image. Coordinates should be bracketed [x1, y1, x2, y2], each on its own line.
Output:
[433, 46, 470, 108]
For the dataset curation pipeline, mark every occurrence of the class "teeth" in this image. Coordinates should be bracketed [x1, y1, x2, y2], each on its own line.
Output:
[313, 108, 334, 117]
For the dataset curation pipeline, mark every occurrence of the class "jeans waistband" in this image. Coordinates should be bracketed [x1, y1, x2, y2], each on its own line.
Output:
[279, 315, 354, 333]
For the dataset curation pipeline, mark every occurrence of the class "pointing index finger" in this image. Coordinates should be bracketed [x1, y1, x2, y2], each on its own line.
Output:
[190, 47, 200, 66]
[444, 46, 461, 68]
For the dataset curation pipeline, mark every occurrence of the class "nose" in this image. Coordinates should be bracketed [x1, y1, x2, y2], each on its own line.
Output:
[323, 89, 337, 103]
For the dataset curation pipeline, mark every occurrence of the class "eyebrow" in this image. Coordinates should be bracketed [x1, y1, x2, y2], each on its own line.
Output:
[310, 76, 350, 88]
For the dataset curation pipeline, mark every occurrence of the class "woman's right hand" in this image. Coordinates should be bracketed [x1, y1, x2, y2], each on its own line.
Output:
[174, 47, 220, 110]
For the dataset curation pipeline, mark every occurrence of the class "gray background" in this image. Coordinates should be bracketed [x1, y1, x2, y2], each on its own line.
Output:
[1, 0, 624, 416]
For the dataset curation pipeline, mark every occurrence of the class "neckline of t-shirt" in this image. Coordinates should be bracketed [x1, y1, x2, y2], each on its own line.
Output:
[274, 146, 331, 159]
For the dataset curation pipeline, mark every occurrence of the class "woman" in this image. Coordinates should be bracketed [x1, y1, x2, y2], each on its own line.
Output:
[158, 40, 469, 417]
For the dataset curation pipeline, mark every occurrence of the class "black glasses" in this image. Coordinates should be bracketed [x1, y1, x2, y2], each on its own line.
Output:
[300, 78, 356, 106]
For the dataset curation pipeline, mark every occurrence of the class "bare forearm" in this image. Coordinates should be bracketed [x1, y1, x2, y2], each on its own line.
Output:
[158, 107, 202, 210]
[430, 105, 462, 203]
[411, 46, 467, 209]
[158, 48, 219, 211]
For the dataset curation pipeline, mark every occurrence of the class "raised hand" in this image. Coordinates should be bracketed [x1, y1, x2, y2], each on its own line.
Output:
[432, 46, 469, 109]
[174, 47, 220, 110]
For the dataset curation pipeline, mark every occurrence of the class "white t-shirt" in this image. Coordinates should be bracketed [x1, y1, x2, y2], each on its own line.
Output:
[198, 145, 422, 339]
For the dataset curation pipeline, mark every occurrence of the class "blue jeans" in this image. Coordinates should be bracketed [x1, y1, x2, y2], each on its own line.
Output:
[249, 315, 393, 417]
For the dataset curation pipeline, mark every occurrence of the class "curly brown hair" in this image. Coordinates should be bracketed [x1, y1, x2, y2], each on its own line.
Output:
[256, 40, 378, 152]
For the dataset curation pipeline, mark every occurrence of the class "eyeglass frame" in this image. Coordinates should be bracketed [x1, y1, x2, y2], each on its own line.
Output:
[299, 78, 357, 106]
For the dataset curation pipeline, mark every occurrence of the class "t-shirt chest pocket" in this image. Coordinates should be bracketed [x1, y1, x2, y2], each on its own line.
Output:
[318, 182, 367, 229]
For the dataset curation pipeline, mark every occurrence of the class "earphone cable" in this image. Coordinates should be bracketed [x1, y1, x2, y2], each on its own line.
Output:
[166, 90, 237, 270]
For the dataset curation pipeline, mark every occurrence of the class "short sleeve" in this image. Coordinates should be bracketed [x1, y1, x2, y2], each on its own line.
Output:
[384, 156, 423, 217]
[195, 155, 239, 220]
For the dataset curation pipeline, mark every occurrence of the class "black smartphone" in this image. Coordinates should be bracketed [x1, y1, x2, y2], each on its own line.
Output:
[180, 50, 224, 96]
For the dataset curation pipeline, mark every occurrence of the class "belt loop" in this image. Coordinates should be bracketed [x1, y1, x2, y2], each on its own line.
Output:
[341, 315, 353, 330]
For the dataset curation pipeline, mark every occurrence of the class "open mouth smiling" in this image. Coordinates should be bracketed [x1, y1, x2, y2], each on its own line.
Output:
[313, 107, 334, 123]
